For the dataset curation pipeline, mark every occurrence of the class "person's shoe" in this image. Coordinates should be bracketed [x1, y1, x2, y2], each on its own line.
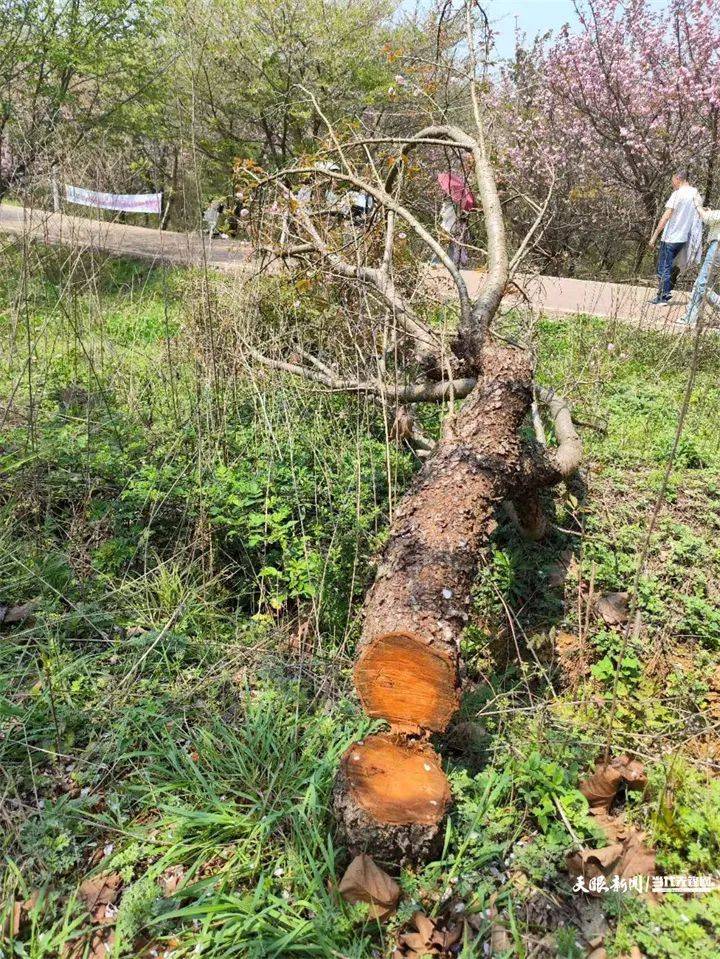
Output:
[650, 295, 672, 305]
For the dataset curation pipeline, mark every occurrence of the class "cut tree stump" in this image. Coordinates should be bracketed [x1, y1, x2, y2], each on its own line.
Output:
[354, 632, 459, 733]
[333, 734, 451, 865]
[335, 348, 534, 864]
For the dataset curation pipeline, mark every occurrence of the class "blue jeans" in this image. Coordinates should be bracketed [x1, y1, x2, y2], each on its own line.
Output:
[683, 240, 720, 326]
[657, 240, 685, 299]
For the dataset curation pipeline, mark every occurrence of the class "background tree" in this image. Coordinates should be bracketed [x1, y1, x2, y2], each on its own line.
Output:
[0, 0, 169, 203]
[171, 0, 410, 176]
[497, 0, 720, 278]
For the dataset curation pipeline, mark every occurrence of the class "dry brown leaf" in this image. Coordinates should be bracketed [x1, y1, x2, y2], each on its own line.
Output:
[615, 829, 655, 879]
[440, 922, 464, 949]
[567, 827, 655, 893]
[580, 755, 647, 815]
[0, 600, 39, 626]
[159, 865, 185, 897]
[394, 911, 468, 958]
[568, 842, 624, 884]
[574, 757, 654, 899]
[400, 931, 434, 954]
[595, 591, 629, 626]
[338, 854, 399, 920]
[411, 910, 437, 943]
[78, 873, 122, 914]
[488, 893, 512, 954]
[590, 811, 629, 844]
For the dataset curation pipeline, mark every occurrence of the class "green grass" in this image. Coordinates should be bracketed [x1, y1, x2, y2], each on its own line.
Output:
[2, 244, 720, 957]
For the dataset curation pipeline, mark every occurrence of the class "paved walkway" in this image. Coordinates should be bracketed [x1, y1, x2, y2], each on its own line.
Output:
[0, 204, 694, 329]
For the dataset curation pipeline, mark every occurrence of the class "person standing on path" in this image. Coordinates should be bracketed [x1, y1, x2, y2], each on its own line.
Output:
[437, 163, 476, 267]
[648, 170, 701, 304]
[680, 193, 720, 326]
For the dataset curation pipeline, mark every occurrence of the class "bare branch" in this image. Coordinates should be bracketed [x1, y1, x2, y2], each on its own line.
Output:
[295, 347, 338, 380]
[255, 165, 473, 328]
[509, 173, 556, 275]
[241, 339, 476, 404]
[241, 344, 353, 390]
[536, 386, 583, 479]
[267, 178, 444, 367]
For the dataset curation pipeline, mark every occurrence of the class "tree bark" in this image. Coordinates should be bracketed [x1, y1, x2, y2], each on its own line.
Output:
[335, 346, 535, 863]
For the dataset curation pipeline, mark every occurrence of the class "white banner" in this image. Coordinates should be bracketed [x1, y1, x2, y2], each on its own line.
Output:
[64, 184, 162, 214]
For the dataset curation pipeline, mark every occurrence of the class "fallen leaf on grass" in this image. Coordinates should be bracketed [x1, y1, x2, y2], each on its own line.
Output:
[0, 600, 39, 626]
[595, 591, 629, 626]
[580, 755, 647, 815]
[567, 827, 655, 893]
[572, 756, 655, 899]
[338, 854, 400, 920]
[78, 873, 122, 919]
[158, 865, 185, 896]
[393, 911, 466, 958]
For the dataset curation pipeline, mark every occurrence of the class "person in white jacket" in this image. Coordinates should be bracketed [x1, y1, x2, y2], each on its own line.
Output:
[680, 193, 720, 326]
[649, 171, 702, 304]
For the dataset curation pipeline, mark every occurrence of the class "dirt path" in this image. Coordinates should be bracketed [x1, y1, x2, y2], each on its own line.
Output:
[0, 203, 250, 272]
[1, 203, 694, 329]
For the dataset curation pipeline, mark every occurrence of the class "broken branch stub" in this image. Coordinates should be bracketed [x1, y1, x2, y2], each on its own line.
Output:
[335, 348, 534, 863]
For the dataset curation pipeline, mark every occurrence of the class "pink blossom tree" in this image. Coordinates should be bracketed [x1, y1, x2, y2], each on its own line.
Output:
[497, 0, 720, 276]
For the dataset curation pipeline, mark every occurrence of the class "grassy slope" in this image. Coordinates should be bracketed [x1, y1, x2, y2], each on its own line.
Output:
[1, 247, 720, 958]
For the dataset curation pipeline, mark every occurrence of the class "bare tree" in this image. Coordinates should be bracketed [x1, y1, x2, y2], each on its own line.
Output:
[241, 3, 583, 864]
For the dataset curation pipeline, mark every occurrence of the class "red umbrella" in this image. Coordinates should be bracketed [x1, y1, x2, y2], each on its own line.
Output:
[437, 171, 476, 212]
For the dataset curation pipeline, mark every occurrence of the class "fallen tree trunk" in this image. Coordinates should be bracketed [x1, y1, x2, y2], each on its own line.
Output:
[245, 54, 583, 865]
[334, 346, 534, 864]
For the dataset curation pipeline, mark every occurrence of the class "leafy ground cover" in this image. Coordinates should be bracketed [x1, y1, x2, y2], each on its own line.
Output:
[2, 246, 720, 957]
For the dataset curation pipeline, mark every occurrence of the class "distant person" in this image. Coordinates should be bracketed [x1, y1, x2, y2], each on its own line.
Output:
[203, 200, 222, 237]
[648, 170, 702, 304]
[437, 170, 476, 267]
[680, 193, 720, 326]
